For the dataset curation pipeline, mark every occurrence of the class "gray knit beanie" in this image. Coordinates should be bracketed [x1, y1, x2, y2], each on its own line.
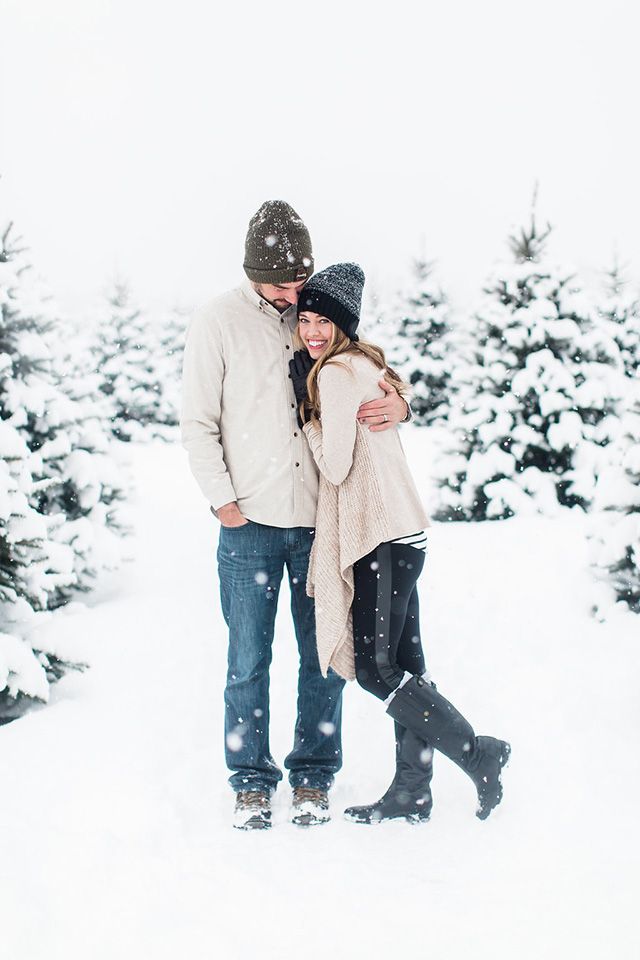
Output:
[297, 263, 365, 341]
[243, 200, 314, 284]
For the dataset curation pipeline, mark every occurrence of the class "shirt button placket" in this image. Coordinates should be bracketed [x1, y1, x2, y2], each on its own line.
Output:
[282, 317, 300, 523]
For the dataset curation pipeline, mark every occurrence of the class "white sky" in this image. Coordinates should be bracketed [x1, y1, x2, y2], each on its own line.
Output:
[1, 0, 639, 319]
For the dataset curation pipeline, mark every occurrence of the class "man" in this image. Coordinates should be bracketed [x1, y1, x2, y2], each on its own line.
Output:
[181, 200, 410, 830]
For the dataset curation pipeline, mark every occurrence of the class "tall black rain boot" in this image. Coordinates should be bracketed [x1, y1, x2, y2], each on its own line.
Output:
[387, 675, 510, 820]
[344, 722, 433, 824]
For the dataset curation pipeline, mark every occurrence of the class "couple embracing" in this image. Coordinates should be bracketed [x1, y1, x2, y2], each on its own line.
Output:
[181, 200, 509, 830]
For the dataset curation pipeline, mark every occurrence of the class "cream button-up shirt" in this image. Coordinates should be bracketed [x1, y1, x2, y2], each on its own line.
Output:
[181, 280, 319, 528]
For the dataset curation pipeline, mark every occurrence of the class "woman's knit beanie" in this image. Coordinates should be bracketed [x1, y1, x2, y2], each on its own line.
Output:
[297, 262, 365, 341]
[244, 200, 314, 284]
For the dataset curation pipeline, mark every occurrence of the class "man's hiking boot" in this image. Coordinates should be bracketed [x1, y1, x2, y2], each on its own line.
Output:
[291, 786, 330, 827]
[233, 790, 272, 830]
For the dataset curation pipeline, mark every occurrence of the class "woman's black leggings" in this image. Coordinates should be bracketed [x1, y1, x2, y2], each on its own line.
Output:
[352, 541, 427, 701]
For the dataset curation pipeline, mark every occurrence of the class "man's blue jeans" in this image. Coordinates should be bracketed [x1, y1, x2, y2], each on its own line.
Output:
[217, 521, 345, 795]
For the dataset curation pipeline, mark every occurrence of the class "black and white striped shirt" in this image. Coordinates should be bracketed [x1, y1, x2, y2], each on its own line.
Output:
[388, 530, 427, 551]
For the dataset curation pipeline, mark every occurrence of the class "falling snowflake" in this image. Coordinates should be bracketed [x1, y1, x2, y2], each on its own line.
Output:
[318, 721, 335, 736]
[255, 571, 269, 585]
[226, 732, 244, 752]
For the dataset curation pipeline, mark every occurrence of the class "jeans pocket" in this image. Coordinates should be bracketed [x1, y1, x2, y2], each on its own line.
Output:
[218, 520, 254, 555]
[222, 520, 252, 530]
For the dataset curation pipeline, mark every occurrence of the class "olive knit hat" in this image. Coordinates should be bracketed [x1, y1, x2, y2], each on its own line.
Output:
[297, 262, 365, 342]
[243, 200, 314, 284]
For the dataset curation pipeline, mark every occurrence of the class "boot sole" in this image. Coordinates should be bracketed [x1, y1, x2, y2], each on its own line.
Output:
[344, 810, 431, 825]
[291, 813, 330, 827]
[233, 816, 272, 831]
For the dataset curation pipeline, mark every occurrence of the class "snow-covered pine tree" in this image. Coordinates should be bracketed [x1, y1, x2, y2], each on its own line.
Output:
[37, 336, 129, 602]
[434, 213, 624, 521]
[589, 387, 640, 617]
[595, 258, 640, 378]
[157, 305, 187, 374]
[0, 220, 128, 719]
[154, 305, 187, 432]
[378, 259, 453, 425]
[92, 281, 177, 442]
[0, 222, 76, 610]
[1, 225, 128, 607]
[0, 421, 59, 613]
[0, 221, 79, 718]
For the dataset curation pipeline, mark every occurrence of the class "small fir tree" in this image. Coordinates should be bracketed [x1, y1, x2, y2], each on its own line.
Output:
[434, 213, 624, 521]
[595, 258, 640, 378]
[93, 282, 179, 442]
[37, 337, 129, 602]
[382, 259, 453, 424]
[589, 389, 640, 616]
[154, 305, 187, 431]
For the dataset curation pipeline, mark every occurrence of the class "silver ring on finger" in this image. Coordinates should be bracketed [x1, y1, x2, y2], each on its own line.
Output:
[383, 414, 388, 423]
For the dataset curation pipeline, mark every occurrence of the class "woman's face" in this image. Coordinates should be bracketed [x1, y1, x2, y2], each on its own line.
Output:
[298, 311, 335, 360]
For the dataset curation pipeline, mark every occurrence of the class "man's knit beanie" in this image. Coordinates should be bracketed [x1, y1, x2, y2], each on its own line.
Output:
[297, 262, 365, 342]
[243, 200, 314, 284]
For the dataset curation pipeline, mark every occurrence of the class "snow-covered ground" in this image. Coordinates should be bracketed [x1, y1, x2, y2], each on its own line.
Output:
[2, 437, 639, 960]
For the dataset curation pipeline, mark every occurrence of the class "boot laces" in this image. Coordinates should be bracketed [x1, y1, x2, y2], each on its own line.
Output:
[293, 787, 328, 808]
[235, 790, 269, 810]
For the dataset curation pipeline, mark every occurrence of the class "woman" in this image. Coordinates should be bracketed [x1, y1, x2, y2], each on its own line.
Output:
[290, 262, 510, 824]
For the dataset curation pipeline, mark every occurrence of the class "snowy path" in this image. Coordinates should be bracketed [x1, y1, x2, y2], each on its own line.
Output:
[2, 440, 639, 960]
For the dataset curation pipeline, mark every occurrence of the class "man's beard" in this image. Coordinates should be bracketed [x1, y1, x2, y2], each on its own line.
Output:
[252, 282, 293, 313]
[270, 299, 290, 312]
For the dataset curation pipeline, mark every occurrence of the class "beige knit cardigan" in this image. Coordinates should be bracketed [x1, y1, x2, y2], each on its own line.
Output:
[303, 354, 430, 681]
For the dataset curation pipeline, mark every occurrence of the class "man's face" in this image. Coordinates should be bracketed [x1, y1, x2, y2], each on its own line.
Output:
[254, 280, 306, 313]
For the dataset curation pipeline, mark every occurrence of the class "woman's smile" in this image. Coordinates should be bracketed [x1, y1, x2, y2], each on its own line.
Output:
[305, 337, 328, 353]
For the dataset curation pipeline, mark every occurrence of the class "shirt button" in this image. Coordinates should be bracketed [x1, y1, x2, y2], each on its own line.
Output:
[285, 345, 290, 350]
[295, 462, 300, 467]
[294, 432, 298, 437]
[291, 403, 295, 408]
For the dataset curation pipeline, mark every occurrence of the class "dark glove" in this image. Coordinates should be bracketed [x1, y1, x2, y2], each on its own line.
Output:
[288, 350, 313, 404]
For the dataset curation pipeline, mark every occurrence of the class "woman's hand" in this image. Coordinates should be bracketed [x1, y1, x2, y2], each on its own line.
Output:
[289, 350, 314, 429]
[357, 379, 410, 431]
[288, 350, 314, 403]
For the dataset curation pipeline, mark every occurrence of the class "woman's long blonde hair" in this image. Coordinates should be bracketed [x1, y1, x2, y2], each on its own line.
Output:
[294, 323, 409, 427]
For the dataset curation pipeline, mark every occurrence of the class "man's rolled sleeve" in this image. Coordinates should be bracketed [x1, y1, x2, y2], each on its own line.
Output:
[181, 308, 237, 510]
